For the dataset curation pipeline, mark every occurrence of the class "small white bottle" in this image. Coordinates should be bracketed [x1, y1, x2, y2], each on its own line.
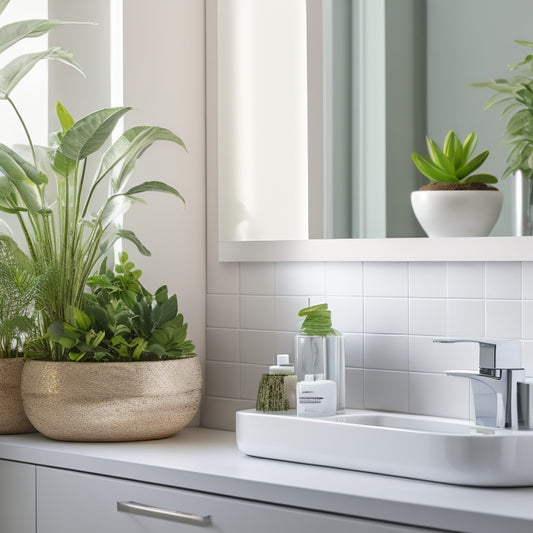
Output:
[270, 354, 297, 409]
[297, 374, 337, 418]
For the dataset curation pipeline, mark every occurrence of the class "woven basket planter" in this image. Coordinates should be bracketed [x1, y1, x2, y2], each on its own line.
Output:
[0, 358, 35, 434]
[21, 357, 202, 442]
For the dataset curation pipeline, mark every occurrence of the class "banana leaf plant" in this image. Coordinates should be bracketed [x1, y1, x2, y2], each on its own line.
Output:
[0, 102, 187, 360]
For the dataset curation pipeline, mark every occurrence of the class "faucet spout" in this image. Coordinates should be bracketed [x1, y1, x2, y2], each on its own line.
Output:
[436, 338, 524, 429]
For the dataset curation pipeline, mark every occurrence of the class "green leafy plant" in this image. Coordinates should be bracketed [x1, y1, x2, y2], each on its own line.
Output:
[43, 252, 195, 362]
[411, 131, 498, 185]
[0, 236, 40, 358]
[472, 40, 533, 179]
[298, 303, 338, 337]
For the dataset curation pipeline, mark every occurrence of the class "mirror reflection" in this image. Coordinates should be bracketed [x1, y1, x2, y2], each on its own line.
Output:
[218, 0, 533, 241]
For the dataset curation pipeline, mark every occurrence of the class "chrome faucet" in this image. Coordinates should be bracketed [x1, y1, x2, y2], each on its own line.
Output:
[435, 338, 525, 429]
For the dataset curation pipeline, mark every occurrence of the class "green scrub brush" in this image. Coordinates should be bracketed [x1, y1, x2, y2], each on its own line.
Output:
[256, 374, 289, 412]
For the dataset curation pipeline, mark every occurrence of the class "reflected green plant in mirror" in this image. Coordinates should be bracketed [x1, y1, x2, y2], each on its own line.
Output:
[473, 40, 533, 180]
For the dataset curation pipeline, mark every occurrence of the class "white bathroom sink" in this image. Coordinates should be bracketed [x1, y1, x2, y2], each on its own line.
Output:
[236, 409, 533, 486]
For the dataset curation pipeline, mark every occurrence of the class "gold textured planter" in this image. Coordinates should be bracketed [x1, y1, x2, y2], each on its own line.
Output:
[21, 358, 202, 442]
[0, 358, 35, 434]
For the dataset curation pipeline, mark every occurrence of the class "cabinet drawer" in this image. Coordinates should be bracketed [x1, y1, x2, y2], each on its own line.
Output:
[36, 466, 436, 533]
[0, 459, 35, 533]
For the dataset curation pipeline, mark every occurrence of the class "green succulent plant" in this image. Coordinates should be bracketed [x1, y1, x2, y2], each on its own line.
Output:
[298, 303, 338, 337]
[0, 236, 40, 358]
[43, 252, 195, 362]
[472, 40, 533, 180]
[411, 131, 498, 185]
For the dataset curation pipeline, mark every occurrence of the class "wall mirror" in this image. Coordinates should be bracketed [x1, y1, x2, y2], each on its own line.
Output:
[213, 0, 533, 261]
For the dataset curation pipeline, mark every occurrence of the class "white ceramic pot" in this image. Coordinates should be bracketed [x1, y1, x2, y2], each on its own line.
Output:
[21, 358, 202, 442]
[411, 190, 504, 237]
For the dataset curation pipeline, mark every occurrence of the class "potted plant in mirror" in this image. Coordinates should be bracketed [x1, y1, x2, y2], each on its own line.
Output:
[0, 236, 39, 434]
[410, 130, 502, 237]
[22, 253, 201, 442]
[472, 40, 533, 234]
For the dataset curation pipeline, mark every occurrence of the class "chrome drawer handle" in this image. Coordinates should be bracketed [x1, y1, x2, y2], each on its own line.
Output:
[117, 501, 211, 526]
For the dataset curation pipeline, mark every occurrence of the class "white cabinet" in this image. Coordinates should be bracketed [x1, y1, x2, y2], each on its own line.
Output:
[36, 466, 435, 533]
[0, 459, 35, 533]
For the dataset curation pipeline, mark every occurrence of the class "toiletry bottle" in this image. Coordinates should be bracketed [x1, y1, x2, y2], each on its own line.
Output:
[297, 374, 337, 417]
[270, 354, 297, 409]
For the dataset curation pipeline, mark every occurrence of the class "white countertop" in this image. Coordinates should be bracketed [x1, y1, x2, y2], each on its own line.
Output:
[1, 428, 532, 533]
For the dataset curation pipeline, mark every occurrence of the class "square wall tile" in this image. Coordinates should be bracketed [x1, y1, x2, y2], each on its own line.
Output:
[325, 262, 363, 296]
[364, 370, 408, 412]
[364, 298, 409, 335]
[207, 294, 239, 328]
[486, 300, 522, 339]
[207, 252, 239, 295]
[327, 296, 363, 333]
[206, 328, 239, 363]
[364, 262, 408, 297]
[409, 262, 447, 298]
[276, 331, 297, 361]
[205, 361, 240, 399]
[522, 301, 533, 340]
[447, 300, 485, 338]
[275, 262, 325, 296]
[202, 397, 255, 431]
[345, 368, 364, 409]
[409, 299, 447, 336]
[345, 333, 363, 367]
[523, 262, 533, 299]
[409, 335, 478, 373]
[240, 262, 275, 295]
[486, 262, 522, 299]
[240, 330, 277, 365]
[523, 340, 533, 376]
[364, 334, 408, 371]
[409, 372, 470, 420]
[240, 295, 275, 330]
[447, 262, 485, 299]
[275, 296, 309, 332]
[240, 364, 268, 401]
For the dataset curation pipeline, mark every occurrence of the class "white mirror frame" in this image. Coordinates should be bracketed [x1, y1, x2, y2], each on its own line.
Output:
[207, 0, 533, 262]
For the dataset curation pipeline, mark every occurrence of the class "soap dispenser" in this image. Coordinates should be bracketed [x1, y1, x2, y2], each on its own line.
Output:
[297, 374, 337, 417]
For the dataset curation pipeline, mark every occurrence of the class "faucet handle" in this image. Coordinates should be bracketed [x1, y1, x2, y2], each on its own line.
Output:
[433, 337, 522, 370]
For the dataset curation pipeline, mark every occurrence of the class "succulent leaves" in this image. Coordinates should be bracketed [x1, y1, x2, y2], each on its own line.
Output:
[411, 131, 498, 184]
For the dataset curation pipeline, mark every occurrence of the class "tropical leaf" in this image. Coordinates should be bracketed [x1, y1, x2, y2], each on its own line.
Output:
[0, 0, 10, 17]
[0, 217, 12, 236]
[98, 227, 151, 258]
[95, 126, 186, 194]
[0, 47, 83, 99]
[59, 106, 132, 161]
[97, 194, 140, 230]
[125, 180, 185, 202]
[56, 100, 74, 133]
[0, 19, 74, 55]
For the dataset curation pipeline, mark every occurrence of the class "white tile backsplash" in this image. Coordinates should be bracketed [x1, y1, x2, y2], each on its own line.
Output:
[409, 262, 447, 298]
[364, 262, 408, 297]
[486, 262, 522, 299]
[364, 334, 409, 371]
[325, 262, 363, 296]
[364, 297, 409, 334]
[240, 295, 275, 330]
[486, 300, 522, 339]
[447, 262, 485, 299]
[275, 262, 325, 296]
[409, 298, 447, 336]
[204, 260, 533, 430]
[447, 299, 485, 338]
